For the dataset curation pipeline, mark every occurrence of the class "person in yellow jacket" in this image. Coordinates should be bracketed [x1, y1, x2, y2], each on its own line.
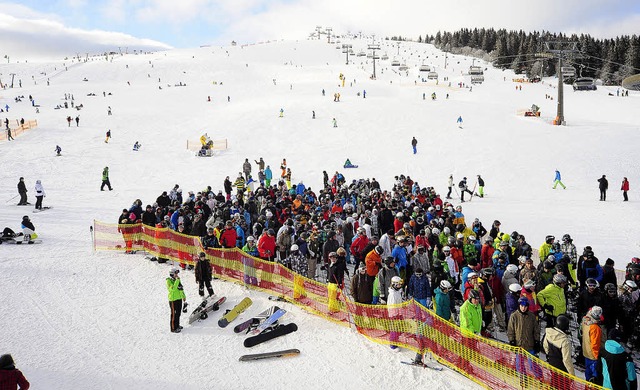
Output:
[167, 268, 187, 333]
[581, 306, 605, 383]
[538, 235, 555, 262]
[460, 289, 483, 335]
[537, 274, 567, 328]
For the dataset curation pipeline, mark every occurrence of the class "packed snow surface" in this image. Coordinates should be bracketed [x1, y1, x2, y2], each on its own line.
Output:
[1, 36, 638, 389]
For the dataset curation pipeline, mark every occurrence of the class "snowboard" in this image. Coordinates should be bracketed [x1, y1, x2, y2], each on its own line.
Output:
[343, 165, 358, 169]
[244, 323, 298, 348]
[239, 348, 300, 361]
[188, 295, 226, 324]
[249, 309, 287, 335]
[234, 306, 281, 334]
[218, 297, 253, 328]
[33, 206, 53, 213]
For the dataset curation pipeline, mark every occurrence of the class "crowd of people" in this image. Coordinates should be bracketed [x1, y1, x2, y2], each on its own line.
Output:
[117, 160, 639, 388]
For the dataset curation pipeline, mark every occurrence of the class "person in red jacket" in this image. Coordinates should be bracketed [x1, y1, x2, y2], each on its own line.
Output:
[0, 354, 30, 390]
[219, 221, 237, 248]
[393, 212, 404, 233]
[258, 229, 276, 260]
[350, 227, 370, 271]
[621, 177, 629, 201]
[480, 237, 495, 269]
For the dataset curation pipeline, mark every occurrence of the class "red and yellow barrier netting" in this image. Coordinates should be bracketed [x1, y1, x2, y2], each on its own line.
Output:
[94, 221, 602, 390]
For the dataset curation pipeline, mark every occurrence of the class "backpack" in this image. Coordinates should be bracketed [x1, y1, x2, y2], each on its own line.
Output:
[458, 181, 465, 189]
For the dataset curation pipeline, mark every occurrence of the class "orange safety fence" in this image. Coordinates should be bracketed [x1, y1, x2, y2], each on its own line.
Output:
[0, 120, 38, 141]
[94, 221, 602, 390]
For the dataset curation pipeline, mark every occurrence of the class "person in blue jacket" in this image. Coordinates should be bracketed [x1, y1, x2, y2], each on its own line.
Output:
[553, 169, 566, 189]
[391, 237, 409, 281]
[264, 165, 273, 187]
[601, 329, 637, 390]
[407, 268, 432, 307]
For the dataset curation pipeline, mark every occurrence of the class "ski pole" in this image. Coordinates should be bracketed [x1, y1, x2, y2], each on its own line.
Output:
[5, 194, 18, 203]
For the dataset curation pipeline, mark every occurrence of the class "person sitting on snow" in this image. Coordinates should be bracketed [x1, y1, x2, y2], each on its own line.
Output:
[344, 159, 356, 168]
[20, 215, 38, 242]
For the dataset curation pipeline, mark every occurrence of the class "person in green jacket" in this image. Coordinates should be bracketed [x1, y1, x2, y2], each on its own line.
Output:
[101, 166, 112, 191]
[167, 268, 187, 333]
[434, 280, 453, 321]
[460, 289, 482, 335]
[537, 274, 567, 328]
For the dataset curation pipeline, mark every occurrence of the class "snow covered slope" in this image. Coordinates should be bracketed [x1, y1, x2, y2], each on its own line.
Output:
[0, 36, 638, 389]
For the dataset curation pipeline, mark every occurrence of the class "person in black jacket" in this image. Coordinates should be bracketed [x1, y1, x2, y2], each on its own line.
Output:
[195, 252, 214, 297]
[598, 174, 608, 201]
[141, 205, 157, 227]
[327, 250, 347, 286]
[322, 230, 340, 267]
[156, 191, 171, 208]
[17, 177, 28, 205]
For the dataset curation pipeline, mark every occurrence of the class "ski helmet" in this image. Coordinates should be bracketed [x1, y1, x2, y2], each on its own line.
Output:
[290, 244, 299, 252]
[440, 280, 452, 290]
[391, 276, 403, 286]
[468, 272, 478, 279]
[552, 274, 567, 285]
[442, 246, 451, 252]
[588, 306, 603, 320]
[246, 236, 256, 242]
[604, 283, 617, 294]
[431, 228, 440, 235]
[170, 268, 179, 276]
[585, 278, 599, 288]
[480, 268, 495, 278]
[468, 289, 480, 300]
[545, 235, 555, 244]
[375, 245, 384, 255]
[506, 264, 518, 274]
[562, 234, 572, 243]
[509, 283, 522, 293]
[623, 280, 638, 292]
[468, 235, 476, 241]
[555, 314, 570, 332]
[443, 227, 450, 235]
[447, 236, 455, 245]
[199, 252, 206, 258]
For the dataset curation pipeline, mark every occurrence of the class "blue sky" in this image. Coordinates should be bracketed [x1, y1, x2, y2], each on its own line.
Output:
[1, 0, 639, 57]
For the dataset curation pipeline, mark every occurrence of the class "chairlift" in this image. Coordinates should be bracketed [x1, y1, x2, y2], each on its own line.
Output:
[391, 58, 400, 66]
[470, 75, 484, 84]
[357, 51, 366, 57]
[561, 66, 576, 77]
[419, 64, 431, 72]
[427, 72, 438, 80]
[398, 64, 408, 71]
[468, 66, 483, 75]
[381, 53, 389, 60]
[573, 77, 596, 91]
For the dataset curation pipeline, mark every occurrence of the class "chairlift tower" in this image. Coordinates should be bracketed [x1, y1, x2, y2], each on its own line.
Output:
[368, 43, 381, 79]
[544, 41, 579, 126]
[316, 26, 323, 40]
[342, 44, 353, 65]
[325, 28, 332, 43]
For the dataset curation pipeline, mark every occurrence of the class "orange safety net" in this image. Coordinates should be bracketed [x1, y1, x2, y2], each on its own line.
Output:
[94, 221, 602, 390]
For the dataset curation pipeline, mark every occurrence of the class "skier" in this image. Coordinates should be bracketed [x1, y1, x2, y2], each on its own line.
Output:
[460, 289, 482, 335]
[55, 145, 62, 156]
[34, 180, 45, 210]
[0, 354, 30, 390]
[105, 129, 111, 143]
[457, 116, 463, 128]
[133, 141, 141, 151]
[101, 167, 113, 191]
[476, 175, 484, 197]
[411, 137, 417, 154]
[598, 174, 608, 201]
[581, 306, 604, 383]
[167, 268, 187, 333]
[195, 252, 215, 297]
[446, 174, 453, 199]
[543, 315, 575, 375]
[264, 165, 272, 188]
[279, 108, 284, 118]
[17, 177, 28, 205]
[621, 177, 629, 201]
[7, 127, 14, 141]
[332, 118, 337, 128]
[553, 169, 566, 189]
[601, 328, 638, 390]
[387, 275, 404, 350]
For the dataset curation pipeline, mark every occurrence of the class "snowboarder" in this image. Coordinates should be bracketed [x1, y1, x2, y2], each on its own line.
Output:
[598, 174, 608, 201]
[0, 354, 30, 390]
[553, 169, 566, 189]
[55, 145, 62, 156]
[105, 129, 111, 143]
[34, 180, 45, 210]
[195, 252, 215, 297]
[458, 177, 473, 202]
[447, 174, 453, 199]
[332, 118, 337, 128]
[17, 177, 28, 205]
[20, 215, 38, 242]
[279, 108, 284, 118]
[621, 177, 629, 201]
[133, 141, 141, 151]
[457, 116, 463, 128]
[101, 167, 113, 191]
[476, 175, 485, 197]
[167, 268, 187, 333]
[411, 137, 417, 154]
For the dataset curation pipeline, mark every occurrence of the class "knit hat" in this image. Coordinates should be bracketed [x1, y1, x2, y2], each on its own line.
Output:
[589, 306, 603, 320]
[518, 297, 530, 307]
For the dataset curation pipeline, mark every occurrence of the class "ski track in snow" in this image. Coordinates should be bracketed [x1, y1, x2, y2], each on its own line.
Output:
[1, 37, 638, 389]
